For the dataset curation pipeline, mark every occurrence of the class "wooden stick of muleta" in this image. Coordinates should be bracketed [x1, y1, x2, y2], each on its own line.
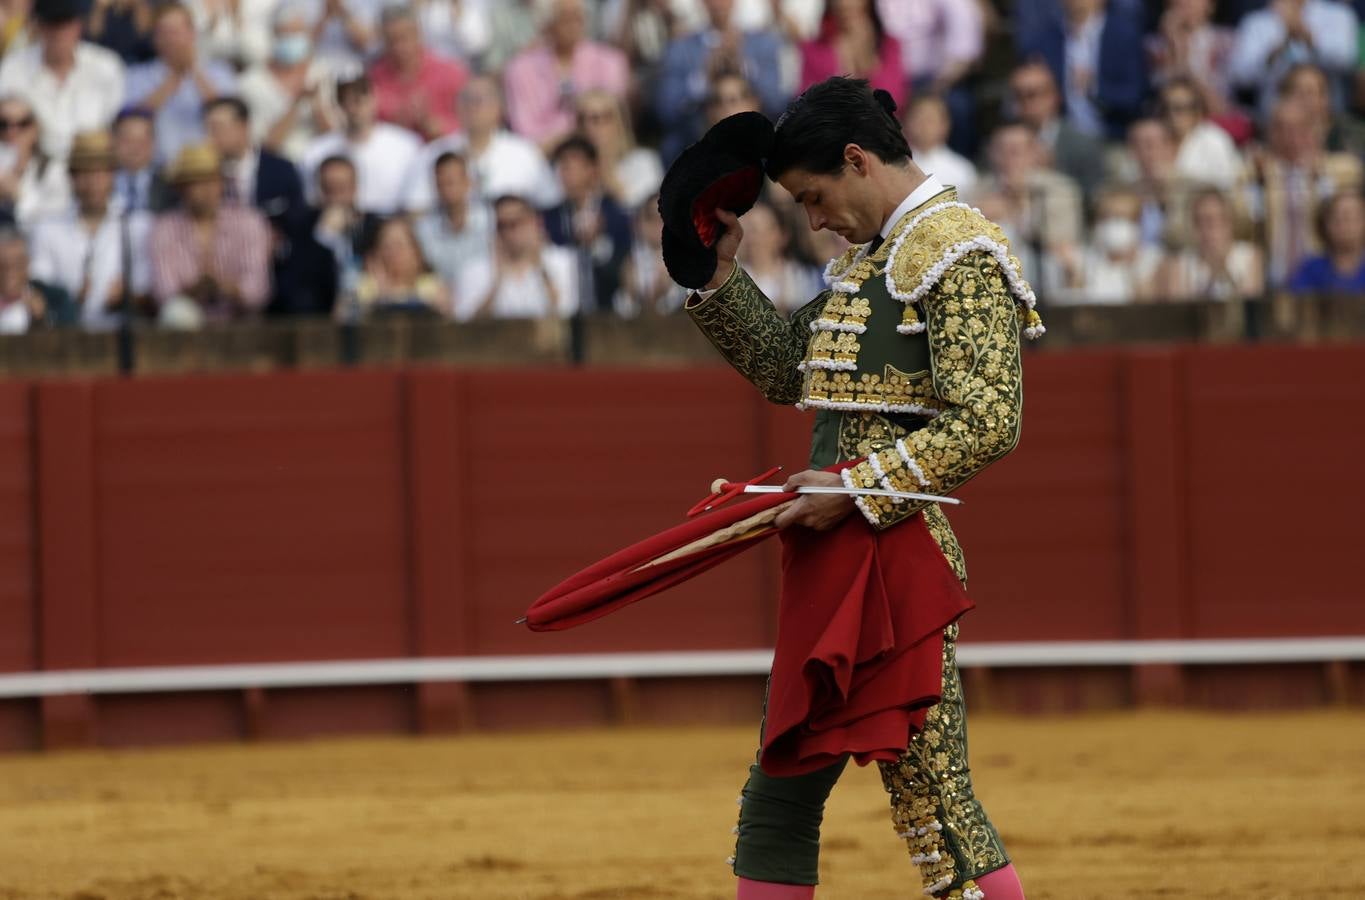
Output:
[706, 478, 961, 510]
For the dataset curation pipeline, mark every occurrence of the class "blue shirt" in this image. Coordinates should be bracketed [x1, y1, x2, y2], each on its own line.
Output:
[1287, 254, 1365, 293]
[125, 60, 238, 163]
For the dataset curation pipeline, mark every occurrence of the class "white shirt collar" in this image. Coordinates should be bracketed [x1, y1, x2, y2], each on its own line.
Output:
[880, 175, 946, 240]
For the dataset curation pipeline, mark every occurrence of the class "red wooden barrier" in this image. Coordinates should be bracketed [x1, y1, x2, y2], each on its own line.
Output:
[0, 342, 1362, 748]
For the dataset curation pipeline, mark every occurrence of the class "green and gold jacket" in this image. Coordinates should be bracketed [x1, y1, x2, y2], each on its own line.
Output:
[686, 187, 1043, 584]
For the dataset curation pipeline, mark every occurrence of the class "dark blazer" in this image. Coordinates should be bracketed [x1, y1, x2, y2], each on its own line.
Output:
[270, 207, 382, 317]
[543, 195, 633, 315]
[253, 150, 307, 229]
[1019, 6, 1150, 140]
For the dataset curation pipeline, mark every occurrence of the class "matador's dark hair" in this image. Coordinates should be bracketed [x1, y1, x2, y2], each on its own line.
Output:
[766, 77, 911, 180]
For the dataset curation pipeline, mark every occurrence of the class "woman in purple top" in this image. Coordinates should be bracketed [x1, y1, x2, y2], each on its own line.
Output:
[1287, 191, 1365, 294]
[799, 0, 904, 110]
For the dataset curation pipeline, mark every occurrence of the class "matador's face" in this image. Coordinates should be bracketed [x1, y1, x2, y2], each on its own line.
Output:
[776, 155, 884, 246]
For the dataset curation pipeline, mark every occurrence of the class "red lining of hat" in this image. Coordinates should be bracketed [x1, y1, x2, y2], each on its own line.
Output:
[691, 165, 762, 246]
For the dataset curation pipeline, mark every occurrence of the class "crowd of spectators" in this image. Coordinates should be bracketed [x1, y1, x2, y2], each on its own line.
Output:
[0, 0, 1363, 335]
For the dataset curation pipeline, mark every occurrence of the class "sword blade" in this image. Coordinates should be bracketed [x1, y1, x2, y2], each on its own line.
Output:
[741, 484, 961, 506]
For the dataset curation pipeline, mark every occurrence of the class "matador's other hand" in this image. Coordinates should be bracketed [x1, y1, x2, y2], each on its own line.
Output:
[703, 208, 744, 290]
[773, 469, 855, 531]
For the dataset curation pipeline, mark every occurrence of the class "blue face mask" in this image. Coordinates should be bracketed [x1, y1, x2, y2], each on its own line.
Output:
[272, 33, 311, 65]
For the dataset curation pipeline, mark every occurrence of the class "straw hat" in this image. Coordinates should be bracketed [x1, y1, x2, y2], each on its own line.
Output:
[168, 143, 222, 185]
[67, 130, 115, 173]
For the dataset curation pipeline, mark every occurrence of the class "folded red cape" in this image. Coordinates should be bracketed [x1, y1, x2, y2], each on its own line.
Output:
[523, 491, 792, 631]
[524, 489, 973, 778]
[761, 513, 972, 777]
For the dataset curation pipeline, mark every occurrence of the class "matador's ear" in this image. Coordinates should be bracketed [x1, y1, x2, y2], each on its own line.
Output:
[658, 112, 775, 289]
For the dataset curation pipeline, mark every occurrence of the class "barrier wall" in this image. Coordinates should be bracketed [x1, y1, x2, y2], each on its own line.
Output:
[1, 342, 1363, 748]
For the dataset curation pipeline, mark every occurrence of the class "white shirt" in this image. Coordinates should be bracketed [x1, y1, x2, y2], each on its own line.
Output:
[301, 124, 423, 214]
[403, 129, 561, 213]
[1174, 122, 1243, 190]
[28, 207, 153, 330]
[454, 245, 578, 320]
[880, 175, 947, 239]
[0, 43, 125, 160]
[238, 62, 337, 163]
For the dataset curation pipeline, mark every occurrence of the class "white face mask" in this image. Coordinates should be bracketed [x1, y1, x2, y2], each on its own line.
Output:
[1095, 217, 1140, 255]
[272, 33, 311, 65]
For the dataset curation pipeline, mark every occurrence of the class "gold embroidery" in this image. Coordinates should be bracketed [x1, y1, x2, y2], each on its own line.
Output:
[807, 330, 861, 363]
[812, 293, 873, 329]
[879, 634, 1009, 895]
[846, 251, 1024, 531]
[803, 364, 945, 412]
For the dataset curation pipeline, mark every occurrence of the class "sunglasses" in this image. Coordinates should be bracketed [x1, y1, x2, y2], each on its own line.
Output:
[0, 116, 35, 131]
[496, 216, 528, 232]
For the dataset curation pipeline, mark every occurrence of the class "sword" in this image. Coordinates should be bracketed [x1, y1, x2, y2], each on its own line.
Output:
[734, 484, 961, 506]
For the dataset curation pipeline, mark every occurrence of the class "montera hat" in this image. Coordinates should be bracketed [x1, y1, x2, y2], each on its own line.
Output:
[657, 112, 774, 289]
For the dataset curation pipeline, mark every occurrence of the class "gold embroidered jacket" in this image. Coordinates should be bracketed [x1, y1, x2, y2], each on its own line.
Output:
[686, 188, 1042, 581]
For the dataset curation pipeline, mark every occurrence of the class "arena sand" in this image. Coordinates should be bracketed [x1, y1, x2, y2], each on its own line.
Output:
[0, 711, 1362, 900]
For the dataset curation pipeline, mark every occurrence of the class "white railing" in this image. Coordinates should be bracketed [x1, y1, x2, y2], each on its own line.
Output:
[1, 637, 1363, 699]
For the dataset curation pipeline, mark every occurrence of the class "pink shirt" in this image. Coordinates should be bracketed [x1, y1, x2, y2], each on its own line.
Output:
[149, 206, 272, 316]
[503, 41, 628, 145]
[877, 0, 983, 80]
[370, 51, 470, 139]
[799, 35, 907, 109]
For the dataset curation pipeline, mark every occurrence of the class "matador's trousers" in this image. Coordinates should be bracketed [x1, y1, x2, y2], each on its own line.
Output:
[730, 624, 1011, 899]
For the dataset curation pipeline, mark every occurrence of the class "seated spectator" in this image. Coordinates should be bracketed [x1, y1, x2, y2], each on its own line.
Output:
[574, 89, 661, 212]
[655, 0, 786, 162]
[1159, 76, 1243, 190]
[301, 71, 422, 214]
[738, 198, 819, 314]
[877, 0, 982, 152]
[1287, 190, 1365, 293]
[1146, 0, 1249, 141]
[483, 0, 536, 72]
[455, 193, 577, 320]
[1229, 0, 1358, 121]
[403, 73, 559, 212]
[148, 142, 271, 326]
[1046, 184, 1162, 305]
[1121, 117, 1193, 249]
[349, 216, 448, 319]
[503, 0, 628, 151]
[1007, 60, 1106, 197]
[411, 0, 490, 64]
[111, 107, 172, 212]
[703, 71, 760, 127]
[125, 3, 236, 163]
[618, 194, 685, 315]
[414, 150, 492, 302]
[278, 154, 379, 316]
[902, 93, 977, 200]
[305, 0, 385, 73]
[369, 5, 468, 142]
[237, 2, 339, 161]
[543, 134, 631, 315]
[1278, 62, 1365, 159]
[85, 0, 155, 64]
[800, 0, 904, 110]
[973, 122, 1083, 287]
[1247, 98, 1363, 284]
[1157, 187, 1264, 301]
[0, 95, 73, 225]
[1017, 0, 1149, 141]
[184, 0, 274, 71]
[29, 130, 152, 330]
[203, 97, 305, 223]
[0, 226, 76, 332]
[0, 0, 125, 161]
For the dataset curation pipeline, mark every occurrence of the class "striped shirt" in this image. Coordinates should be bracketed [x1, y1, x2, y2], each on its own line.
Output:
[149, 206, 272, 318]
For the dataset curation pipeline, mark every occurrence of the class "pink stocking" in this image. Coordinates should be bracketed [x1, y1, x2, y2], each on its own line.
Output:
[973, 864, 1025, 899]
[736, 877, 815, 900]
